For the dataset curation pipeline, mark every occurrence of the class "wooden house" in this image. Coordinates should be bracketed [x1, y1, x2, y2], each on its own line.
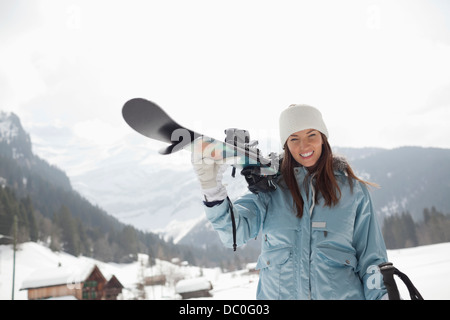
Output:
[103, 275, 124, 300]
[245, 262, 259, 275]
[175, 277, 213, 299]
[144, 274, 167, 286]
[20, 264, 124, 300]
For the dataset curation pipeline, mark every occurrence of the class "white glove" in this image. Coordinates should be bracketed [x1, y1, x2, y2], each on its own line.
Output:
[192, 137, 228, 202]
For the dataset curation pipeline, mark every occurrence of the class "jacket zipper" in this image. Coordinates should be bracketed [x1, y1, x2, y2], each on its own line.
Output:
[308, 173, 316, 298]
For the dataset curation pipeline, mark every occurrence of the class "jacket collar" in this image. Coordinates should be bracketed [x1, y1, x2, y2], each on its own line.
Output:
[332, 155, 349, 176]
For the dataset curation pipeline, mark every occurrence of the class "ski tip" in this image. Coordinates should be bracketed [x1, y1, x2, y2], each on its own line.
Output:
[122, 97, 150, 111]
[122, 98, 142, 115]
[122, 98, 162, 120]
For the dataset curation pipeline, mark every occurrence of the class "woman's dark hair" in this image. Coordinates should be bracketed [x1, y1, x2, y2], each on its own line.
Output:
[280, 133, 376, 218]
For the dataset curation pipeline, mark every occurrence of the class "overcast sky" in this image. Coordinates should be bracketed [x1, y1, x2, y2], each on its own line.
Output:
[1, 0, 450, 169]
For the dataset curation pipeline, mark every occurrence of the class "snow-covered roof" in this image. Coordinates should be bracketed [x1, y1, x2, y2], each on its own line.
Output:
[175, 277, 212, 294]
[20, 263, 96, 290]
[246, 262, 257, 270]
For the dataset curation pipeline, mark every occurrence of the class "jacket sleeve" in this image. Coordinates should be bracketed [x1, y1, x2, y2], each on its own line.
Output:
[352, 182, 389, 300]
[204, 192, 267, 249]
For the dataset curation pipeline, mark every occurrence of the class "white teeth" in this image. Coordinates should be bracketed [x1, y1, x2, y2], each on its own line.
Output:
[300, 151, 313, 157]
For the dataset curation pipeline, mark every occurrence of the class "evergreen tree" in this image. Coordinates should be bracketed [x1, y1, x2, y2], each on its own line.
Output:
[419, 207, 450, 245]
[119, 225, 139, 261]
[382, 211, 418, 249]
[54, 205, 81, 256]
[93, 235, 115, 262]
[22, 196, 38, 242]
[384, 207, 450, 249]
[400, 211, 418, 248]
[0, 187, 18, 238]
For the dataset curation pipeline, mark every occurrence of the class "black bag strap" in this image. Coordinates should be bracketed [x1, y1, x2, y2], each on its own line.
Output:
[379, 262, 424, 300]
[393, 267, 424, 300]
[227, 196, 237, 252]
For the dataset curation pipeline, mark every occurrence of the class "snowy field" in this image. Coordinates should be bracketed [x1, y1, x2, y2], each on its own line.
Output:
[0, 241, 449, 300]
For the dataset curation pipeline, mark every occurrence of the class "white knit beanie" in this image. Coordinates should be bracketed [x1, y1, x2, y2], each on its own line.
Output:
[279, 104, 329, 146]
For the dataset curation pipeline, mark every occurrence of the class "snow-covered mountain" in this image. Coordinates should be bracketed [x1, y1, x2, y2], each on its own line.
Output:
[0, 112, 20, 143]
[66, 135, 250, 232]
[0, 111, 33, 163]
[68, 142, 450, 247]
[2, 112, 450, 249]
[69, 145, 256, 251]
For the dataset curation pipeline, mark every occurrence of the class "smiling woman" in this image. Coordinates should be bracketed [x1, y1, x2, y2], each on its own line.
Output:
[280, 104, 329, 168]
[286, 129, 323, 168]
[192, 102, 389, 299]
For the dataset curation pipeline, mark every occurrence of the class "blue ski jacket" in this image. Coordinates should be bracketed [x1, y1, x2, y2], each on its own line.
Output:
[204, 158, 388, 300]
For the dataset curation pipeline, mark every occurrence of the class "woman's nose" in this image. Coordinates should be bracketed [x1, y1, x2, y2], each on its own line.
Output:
[299, 139, 309, 150]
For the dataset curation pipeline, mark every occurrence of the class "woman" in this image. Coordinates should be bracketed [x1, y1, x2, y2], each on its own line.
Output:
[192, 104, 388, 300]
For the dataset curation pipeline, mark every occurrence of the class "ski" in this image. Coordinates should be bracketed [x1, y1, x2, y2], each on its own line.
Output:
[122, 98, 278, 174]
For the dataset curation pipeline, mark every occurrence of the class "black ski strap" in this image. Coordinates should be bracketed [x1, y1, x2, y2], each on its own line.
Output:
[379, 262, 424, 300]
[227, 196, 237, 251]
[379, 262, 400, 300]
[394, 267, 424, 300]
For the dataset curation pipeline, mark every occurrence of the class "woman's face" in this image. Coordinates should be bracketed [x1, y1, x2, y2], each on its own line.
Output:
[286, 129, 323, 168]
